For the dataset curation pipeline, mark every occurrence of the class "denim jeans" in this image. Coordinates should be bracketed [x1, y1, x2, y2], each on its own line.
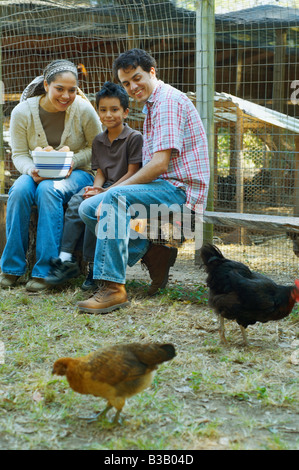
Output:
[60, 188, 96, 262]
[61, 182, 112, 262]
[78, 179, 187, 284]
[0, 170, 94, 278]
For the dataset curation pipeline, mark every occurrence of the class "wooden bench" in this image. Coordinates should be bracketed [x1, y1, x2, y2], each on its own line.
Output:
[1, 193, 299, 267]
[203, 210, 299, 234]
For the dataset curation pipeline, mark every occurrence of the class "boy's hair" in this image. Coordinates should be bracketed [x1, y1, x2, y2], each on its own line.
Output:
[112, 49, 157, 82]
[96, 81, 129, 110]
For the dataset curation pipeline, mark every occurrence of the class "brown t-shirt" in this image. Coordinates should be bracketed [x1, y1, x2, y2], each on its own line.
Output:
[39, 106, 65, 148]
[91, 124, 143, 185]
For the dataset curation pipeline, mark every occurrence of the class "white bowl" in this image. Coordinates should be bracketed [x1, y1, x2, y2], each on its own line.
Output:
[32, 151, 73, 178]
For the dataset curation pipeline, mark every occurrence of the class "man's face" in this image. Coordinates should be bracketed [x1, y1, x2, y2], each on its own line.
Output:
[118, 66, 157, 103]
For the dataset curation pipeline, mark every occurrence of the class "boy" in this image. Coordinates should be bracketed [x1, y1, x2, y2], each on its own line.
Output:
[45, 81, 143, 288]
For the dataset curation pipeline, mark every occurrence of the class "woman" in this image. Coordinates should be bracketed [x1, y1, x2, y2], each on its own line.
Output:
[0, 59, 102, 291]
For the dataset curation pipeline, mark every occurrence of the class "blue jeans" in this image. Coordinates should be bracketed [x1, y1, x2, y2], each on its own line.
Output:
[0, 170, 94, 278]
[78, 179, 187, 284]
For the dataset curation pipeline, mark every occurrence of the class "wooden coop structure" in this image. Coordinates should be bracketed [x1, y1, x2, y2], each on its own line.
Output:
[0, 0, 299, 274]
[203, 92, 299, 246]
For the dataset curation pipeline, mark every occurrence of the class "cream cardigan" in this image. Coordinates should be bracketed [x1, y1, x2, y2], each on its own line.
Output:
[10, 95, 102, 175]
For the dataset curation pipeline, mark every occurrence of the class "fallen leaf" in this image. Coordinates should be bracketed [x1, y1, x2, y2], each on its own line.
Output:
[289, 349, 299, 365]
[32, 390, 43, 403]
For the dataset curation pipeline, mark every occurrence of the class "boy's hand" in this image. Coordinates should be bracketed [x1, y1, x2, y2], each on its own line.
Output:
[83, 186, 106, 199]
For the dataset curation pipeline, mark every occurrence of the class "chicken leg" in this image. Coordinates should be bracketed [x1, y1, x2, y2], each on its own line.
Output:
[219, 316, 227, 344]
[239, 325, 249, 346]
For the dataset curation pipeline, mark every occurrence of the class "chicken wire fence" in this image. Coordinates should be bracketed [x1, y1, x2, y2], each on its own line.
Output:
[0, 0, 299, 278]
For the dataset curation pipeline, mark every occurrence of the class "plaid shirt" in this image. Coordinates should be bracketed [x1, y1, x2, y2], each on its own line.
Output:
[142, 80, 210, 212]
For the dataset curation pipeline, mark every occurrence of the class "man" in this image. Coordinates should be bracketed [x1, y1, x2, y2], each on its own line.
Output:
[78, 48, 210, 314]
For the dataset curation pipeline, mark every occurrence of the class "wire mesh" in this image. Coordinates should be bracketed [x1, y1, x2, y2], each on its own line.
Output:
[0, 0, 298, 278]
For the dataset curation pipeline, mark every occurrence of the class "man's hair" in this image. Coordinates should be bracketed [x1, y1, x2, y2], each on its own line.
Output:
[95, 81, 129, 110]
[112, 49, 157, 82]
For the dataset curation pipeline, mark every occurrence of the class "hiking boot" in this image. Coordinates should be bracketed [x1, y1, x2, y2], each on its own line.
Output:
[45, 257, 80, 285]
[0, 273, 19, 288]
[141, 244, 178, 296]
[77, 281, 130, 314]
[81, 263, 98, 291]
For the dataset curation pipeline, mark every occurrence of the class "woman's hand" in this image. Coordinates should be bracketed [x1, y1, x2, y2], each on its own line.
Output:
[65, 160, 74, 178]
[30, 168, 47, 184]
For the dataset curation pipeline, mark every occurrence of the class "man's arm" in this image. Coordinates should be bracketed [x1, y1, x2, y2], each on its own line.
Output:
[116, 149, 172, 186]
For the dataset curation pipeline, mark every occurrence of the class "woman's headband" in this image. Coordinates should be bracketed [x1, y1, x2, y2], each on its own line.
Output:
[44, 64, 78, 82]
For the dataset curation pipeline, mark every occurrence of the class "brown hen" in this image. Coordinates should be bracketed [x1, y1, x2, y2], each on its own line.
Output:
[52, 342, 176, 423]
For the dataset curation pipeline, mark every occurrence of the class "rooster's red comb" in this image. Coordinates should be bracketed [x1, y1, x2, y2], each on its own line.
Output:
[295, 279, 299, 289]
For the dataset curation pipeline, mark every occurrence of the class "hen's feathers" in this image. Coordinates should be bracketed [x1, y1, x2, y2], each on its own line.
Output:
[52, 342, 176, 421]
[200, 244, 298, 342]
[71, 343, 175, 385]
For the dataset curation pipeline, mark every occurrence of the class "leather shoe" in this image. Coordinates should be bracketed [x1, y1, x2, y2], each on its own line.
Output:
[0, 273, 19, 288]
[77, 281, 130, 314]
[26, 278, 48, 292]
[141, 243, 178, 295]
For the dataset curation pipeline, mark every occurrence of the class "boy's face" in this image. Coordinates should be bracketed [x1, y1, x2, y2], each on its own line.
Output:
[118, 66, 157, 103]
[97, 97, 129, 130]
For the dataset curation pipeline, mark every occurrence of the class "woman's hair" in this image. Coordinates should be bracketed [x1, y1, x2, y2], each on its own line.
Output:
[95, 81, 129, 110]
[112, 49, 157, 82]
[21, 59, 78, 101]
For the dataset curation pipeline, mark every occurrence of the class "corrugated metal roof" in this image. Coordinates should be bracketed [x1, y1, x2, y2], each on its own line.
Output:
[214, 92, 299, 133]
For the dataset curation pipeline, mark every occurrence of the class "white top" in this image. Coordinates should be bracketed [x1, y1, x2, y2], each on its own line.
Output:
[10, 94, 102, 175]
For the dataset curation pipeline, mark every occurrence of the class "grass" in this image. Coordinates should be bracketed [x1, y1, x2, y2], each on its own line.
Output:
[0, 273, 299, 450]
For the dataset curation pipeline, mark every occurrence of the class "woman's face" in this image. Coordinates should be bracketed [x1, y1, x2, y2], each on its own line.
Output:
[43, 72, 77, 112]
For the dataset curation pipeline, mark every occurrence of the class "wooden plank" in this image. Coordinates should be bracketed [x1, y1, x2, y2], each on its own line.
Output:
[272, 29, 287, 114]
[204, 210, 299, 233]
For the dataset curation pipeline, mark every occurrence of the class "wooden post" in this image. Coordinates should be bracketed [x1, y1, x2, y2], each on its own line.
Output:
[214, 129, 218, 202]
[0, 195, 7, 255]
[272, 29, 287, 114]
[0, 28, 4, 195]
[235, 48, 243, 97]
[196, 0, 215, 256]
[127, 23, 139, 50]
[294, 135, 299, 217]
[235, 107, 245, 244]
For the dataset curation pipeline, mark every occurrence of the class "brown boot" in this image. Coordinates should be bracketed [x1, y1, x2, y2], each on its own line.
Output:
[141, 244, 178, 296]
[77, 281, 130, 314]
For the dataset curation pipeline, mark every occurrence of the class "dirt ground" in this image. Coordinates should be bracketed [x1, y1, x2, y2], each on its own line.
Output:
[0, 241, 298, 450]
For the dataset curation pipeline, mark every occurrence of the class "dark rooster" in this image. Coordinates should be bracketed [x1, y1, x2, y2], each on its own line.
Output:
[200, 243, 299, 345]
[53, 342, 176, 423]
